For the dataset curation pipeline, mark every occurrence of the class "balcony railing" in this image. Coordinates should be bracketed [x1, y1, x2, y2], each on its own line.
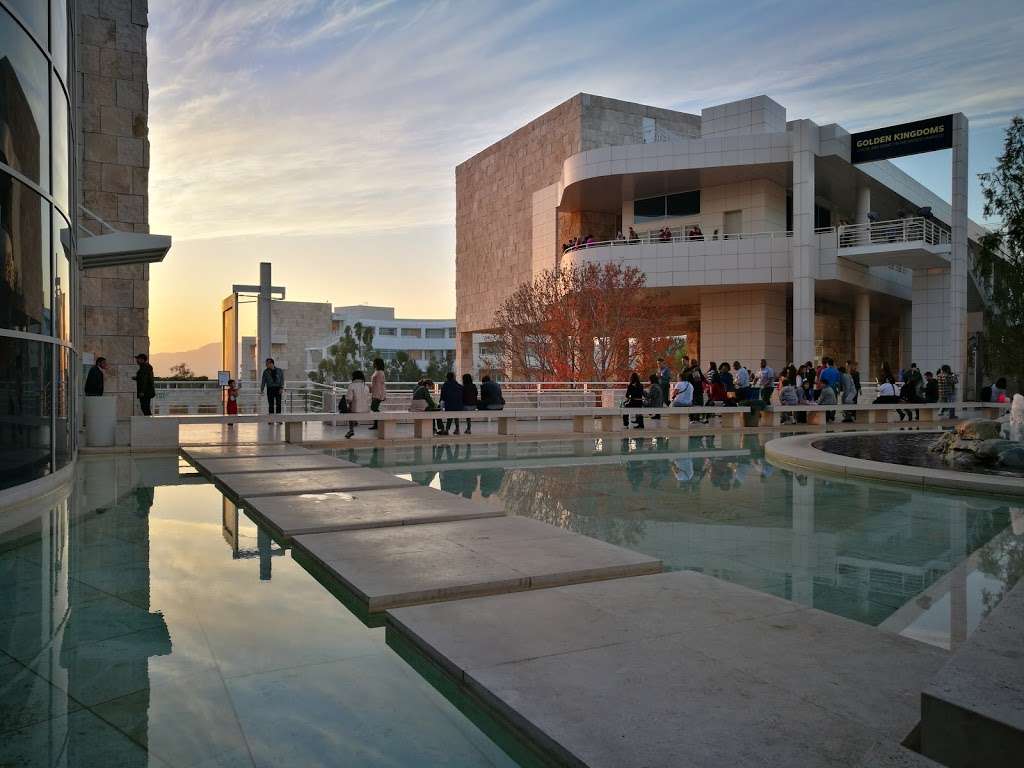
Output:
[565, 228, 793, 253]
[837, 217, 951, 249]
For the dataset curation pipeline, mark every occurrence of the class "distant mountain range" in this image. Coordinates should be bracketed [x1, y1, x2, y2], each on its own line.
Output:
[150, 342, 221, 378]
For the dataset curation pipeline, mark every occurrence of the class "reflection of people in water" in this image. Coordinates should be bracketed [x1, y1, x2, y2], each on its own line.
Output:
[478, 468, 504, 498]
[411, 469, 437, 487]
[625, 458, 644, 491]
[134, 486, 155, 517]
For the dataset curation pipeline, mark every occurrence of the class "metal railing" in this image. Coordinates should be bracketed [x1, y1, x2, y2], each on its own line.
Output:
[836, 217, 951, 249]
[565, 228, 793, 253]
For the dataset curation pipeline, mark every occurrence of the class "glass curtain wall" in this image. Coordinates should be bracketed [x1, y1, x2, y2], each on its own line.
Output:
[1, 0, 77, 491]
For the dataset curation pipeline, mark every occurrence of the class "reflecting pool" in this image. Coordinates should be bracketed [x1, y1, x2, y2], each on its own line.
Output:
[330, 433, 1024, 650]
[0, 455, 523, 767]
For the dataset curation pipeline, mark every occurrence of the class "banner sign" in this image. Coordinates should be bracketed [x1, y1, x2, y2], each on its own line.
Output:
[851, 114, 953, 164]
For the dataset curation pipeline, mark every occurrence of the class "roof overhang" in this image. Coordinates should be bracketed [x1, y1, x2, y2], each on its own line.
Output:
[76, 231, 173, 269]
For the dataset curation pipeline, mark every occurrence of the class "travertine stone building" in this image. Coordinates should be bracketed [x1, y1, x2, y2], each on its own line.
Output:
[77, 0, 151, 437]
[456, 93, 986, 383]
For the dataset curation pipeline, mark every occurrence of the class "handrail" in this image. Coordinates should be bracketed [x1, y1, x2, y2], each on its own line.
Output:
[836, 217, 951, 249]
[565, 228, 793, 253]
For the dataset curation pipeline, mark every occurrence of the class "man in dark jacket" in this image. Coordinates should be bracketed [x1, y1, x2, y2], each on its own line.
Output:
[439, 371, 464, 435]
[260, 358, 284, 415]
[85, 357, 107, 396]
[133, 353, 156, 415]
[479, 376, 504, 410]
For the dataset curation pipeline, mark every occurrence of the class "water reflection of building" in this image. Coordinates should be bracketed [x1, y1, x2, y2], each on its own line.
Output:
[370, 436, 1011, 646]
[222, 497, 286, 580]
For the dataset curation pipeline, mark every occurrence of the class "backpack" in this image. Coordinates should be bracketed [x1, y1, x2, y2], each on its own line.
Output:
[338, 395, 350, 414]
[980, 384, 992, 403]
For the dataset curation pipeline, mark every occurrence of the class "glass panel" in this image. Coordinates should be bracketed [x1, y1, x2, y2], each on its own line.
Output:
[55, 342, 72, 468]
[51, 71, 69, 214]
[1, 172, 51, 333]
[425, 328, 445, 338]
[4, 0, 47, 43]
[0, 5, 50, 187]
[0, 336, 53, 490]
[667, 190, 700, 217]
[633, 196, 665, 223]
[53, 206, 71, 342]
[50, 0, 68, 78]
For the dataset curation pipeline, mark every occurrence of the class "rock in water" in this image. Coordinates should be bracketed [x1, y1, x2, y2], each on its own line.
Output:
[955, 420, 1003, 441]
[998, 447, 1024, 470]
[976, 439, 1018, 462]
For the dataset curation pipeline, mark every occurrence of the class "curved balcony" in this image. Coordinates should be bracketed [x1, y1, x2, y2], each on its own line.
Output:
[834, 217, 952, 269]
[563, 230, 794, 288]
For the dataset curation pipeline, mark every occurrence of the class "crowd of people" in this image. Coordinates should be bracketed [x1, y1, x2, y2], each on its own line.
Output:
[341, 360, 506, 438]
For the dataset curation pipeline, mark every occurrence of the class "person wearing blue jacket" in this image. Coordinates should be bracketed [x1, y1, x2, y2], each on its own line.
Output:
[439, 371, 464, 435]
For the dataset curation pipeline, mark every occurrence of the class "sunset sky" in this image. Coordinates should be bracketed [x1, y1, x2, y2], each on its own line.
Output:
[146, 0, 1024, 355]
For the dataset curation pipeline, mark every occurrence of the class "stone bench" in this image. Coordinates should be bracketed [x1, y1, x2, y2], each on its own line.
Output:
[763, 401, 1009, 427]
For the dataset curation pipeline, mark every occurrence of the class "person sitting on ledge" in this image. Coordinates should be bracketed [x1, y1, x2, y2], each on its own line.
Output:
[411, 378, 446, 435]
[646, 373, 664, 419]
[478, 375, 505, 410]
[670, 373, 693, 407]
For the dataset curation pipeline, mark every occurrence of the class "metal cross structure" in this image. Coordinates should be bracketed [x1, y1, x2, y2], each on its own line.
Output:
[230, 262, 286, 377]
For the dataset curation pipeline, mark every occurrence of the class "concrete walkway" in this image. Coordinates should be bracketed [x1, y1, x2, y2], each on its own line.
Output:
[388, 570, 948, 768]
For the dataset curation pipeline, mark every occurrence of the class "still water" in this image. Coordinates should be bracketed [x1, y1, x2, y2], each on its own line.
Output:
[330, 433, 1023, 650]
[0, 456, 522, 768]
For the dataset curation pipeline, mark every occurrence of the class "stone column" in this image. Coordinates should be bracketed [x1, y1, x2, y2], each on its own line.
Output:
[456, 331, 475, 377]
[949, 114, 969, 399]
[790, 120, 818, 364]
[855, 185, 871, 224]
[855, 293, 870, 373]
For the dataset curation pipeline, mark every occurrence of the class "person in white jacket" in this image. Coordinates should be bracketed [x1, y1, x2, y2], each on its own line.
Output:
[345, 370, 371, 439]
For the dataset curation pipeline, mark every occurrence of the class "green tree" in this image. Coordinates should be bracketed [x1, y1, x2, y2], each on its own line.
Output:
[386, 351, 423, 382]
[976, 115, 1024, 388]
[425, 355, 453, 382]
[309, 322, 377, 384]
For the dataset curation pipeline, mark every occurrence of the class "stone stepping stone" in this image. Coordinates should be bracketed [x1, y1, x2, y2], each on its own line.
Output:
[387, 571, 948, 768]
[191, 453, 357, 475]
[181, 444, 315, 460]
[215, 467, 412, 499]
[292, 516, 661, 613]
[243, 485, 506, 539]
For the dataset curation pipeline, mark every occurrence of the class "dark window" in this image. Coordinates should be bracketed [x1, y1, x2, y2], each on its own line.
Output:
[633, 196, 665, 222]
[666, 190, 700, 217]
[0, 336, 53, 490]
[0, 6, 50, 187]
[1, 172, 51, 334]
[786, 194, 793, 231]
[814, 205, 831, 230]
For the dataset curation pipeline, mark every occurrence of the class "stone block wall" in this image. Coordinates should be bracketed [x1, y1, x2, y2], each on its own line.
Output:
[700, 287, 787, 372]
[701, 96, 786, 138]
[77, 0, 151, 441]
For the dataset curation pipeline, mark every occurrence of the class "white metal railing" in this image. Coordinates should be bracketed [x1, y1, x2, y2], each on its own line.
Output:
[630, 123, 689, 144]
[565, 228, 793, 253]
[836, 217, 951, 249]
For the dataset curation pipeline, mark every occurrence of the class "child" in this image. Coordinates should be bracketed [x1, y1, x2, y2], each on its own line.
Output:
[226, 379, 239, 425]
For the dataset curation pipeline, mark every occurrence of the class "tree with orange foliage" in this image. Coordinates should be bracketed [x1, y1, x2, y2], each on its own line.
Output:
[490, 262, 672, 381]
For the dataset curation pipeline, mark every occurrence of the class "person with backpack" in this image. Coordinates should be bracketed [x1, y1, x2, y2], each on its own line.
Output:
[411, 378, 445, 435]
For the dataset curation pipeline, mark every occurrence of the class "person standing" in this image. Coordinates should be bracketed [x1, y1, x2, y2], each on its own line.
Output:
[344, 371, 370, 439]
[756, 358, 775, 402]
[461, 373, 478, 434]
[847, 360, 862, 404]
[260, 358, 284, 417]
[226, 379, 239, 426]
[132, 353, 155, 416]
[369, 357, 386, 430]
[733, 361, 750, 401]
[924, 371, 939, 403]
[84, 357, 107, 396]
[440, 371, 465, 435]
[657, 358, 671, 405]
[839, 366, 857, 423]
[937, 364, 957, 419]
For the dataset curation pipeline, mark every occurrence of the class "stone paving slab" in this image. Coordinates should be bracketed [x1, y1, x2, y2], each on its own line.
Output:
[192, 453, 357, 475]
[181, 444, 315, 460]
[920, 578, 1024, 767]
[215, 467, 413, 499]
[387, 571, 948, 768]
[293, 516, 661, 612]
[243, 485, 506, 538]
